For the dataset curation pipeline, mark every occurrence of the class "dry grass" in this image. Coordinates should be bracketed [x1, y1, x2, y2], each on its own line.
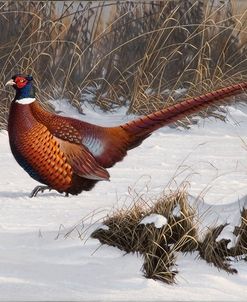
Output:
[92, 184, 247, 284]
[198, 209, 247, 274]
[232, 208, 247, 257]
[142, 240, 177, 284]
[198, 224, 238, 274]
[92, 183, 199, 284]
[1, 1, 247, 129]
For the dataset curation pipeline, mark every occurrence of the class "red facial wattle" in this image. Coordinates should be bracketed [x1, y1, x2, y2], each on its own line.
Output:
[15, 77, 28, 89]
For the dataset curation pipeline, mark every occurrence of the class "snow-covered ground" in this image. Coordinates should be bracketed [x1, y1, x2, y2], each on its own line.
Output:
[0, 101, 247, 301]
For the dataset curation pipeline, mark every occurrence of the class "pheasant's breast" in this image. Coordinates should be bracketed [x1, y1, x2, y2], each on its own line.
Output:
[11, 123, 73, 193]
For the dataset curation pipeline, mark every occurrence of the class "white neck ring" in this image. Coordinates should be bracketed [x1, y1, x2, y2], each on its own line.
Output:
[16, 98, 36, 104]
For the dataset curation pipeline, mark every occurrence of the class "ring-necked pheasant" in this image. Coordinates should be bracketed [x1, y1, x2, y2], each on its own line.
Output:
[5, 74, 247, 197]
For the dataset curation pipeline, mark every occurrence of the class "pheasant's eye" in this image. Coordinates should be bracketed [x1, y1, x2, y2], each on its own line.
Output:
[19, 79, 25, 83]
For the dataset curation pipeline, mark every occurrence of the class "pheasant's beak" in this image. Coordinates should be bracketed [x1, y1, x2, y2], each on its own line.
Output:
[5, 79, 15, 86]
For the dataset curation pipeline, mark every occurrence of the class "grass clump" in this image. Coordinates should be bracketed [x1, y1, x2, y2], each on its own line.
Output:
[232, 208, 247, 258]
[142, 241, 177, 284]
[92, 184, 199, 284]
[199, 207, 247, 273]
[198, 223, 238, 274]
[92, 185, 247, 284]
[91, 202, 147, 254]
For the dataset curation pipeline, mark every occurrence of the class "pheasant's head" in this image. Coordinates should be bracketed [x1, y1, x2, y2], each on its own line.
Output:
[6, 74, 35, 102]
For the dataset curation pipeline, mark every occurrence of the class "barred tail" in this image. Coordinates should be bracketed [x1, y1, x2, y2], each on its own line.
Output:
[121, 82, 247, 141]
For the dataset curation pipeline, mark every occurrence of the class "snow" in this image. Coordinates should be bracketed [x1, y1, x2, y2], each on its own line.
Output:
[0, 100, 247, 300]
[173, 204, 181, 216]
[215, 224, 236, 248]
[139, 214, 168, 228]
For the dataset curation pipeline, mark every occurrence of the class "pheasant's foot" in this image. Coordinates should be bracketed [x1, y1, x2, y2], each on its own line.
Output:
[30, 185, 51, 197]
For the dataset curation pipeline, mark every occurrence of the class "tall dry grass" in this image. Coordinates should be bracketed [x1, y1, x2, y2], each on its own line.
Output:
[1, 1, 247, 129]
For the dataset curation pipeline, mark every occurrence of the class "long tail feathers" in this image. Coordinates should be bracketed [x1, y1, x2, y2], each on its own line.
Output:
[121, 82, 247, 143]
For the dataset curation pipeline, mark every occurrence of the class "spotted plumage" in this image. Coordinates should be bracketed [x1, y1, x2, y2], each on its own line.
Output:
[5, 74, 247, 196]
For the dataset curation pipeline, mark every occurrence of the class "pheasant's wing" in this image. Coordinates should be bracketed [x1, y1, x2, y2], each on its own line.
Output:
[55, 137, 109, 180]
[29, 103, 110, 180]
[42, 113, 132, 168]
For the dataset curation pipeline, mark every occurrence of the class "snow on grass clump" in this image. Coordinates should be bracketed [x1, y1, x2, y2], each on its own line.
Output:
[216, 224, 236, 248]
[139, 214, 168, 228]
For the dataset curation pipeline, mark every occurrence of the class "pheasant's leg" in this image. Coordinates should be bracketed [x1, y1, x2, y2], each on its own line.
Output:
[30, 185, 51, 198]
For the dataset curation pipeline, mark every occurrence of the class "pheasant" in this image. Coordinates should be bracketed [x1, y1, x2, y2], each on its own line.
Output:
[5, 74, 247, 197]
